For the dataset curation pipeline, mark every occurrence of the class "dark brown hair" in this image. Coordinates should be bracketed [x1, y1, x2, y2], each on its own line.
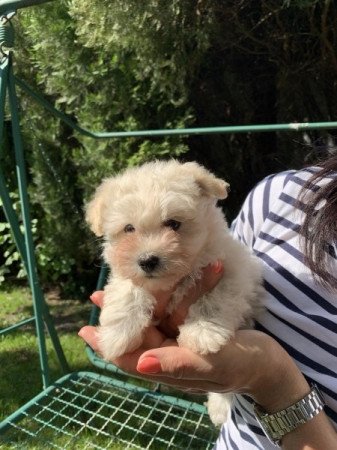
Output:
[300, 155, 337, 291]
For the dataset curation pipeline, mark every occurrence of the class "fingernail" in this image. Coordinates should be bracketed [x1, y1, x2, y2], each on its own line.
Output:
[213, 260, 223, 274]
[137, 356, 162, 374]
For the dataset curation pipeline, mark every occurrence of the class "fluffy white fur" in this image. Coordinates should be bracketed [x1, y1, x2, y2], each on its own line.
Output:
[86, 160, 264, 426]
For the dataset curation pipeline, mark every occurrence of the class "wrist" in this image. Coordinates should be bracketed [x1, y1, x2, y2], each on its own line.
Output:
[247, 333, 310, 413]
[254, 384, 326, 447]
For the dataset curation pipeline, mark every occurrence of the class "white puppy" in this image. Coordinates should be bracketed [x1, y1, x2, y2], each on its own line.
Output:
[86, 160, 264, 425]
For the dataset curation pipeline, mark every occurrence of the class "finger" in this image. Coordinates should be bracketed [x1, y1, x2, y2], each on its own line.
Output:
[86, 338, 224, 392]
[78, 325, 100, 353]
[89, 291, 104, 308]
[135, 346, 224, 392]
[115, 350, 219, 392]
[151, 287, 176, 321]
[200, 260, 224, 294]
[181, 260, 224, 306]
[161, 261, 224, 333]
[111, 337, 176, 377]
[151, 377, 222, 392]
[113, 349, 147, 374]
[142, 326, 167, 349]
[179, 388, 206, 395]
[153, 289, 174, 304]
[136, 346, 214, 381]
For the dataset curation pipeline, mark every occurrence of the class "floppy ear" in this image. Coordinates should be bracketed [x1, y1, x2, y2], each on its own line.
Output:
[183, 162, 230, 199]
[85, 178, 115, 237]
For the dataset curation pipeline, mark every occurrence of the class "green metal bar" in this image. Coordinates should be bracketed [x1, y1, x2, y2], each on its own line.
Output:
[1, 40, 69, 386]
[0, 58, 8, 156]
[0, 371, 208, 434]
[0, 372, 55, 434]
[7, 54, 69, 381]
[88, 265, 108, 327]
[15, 76, 337, 139]
[0, 316, 35, 335]
[0, 62, 69, 375]
[7, 53, 51, 387]
[41, 300, 70, 374]
[86, 346, 120, 373]
[0, 0, 54, 15]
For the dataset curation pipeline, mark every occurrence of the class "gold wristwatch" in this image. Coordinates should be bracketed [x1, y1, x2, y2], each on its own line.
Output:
[254, 384, 325, 446]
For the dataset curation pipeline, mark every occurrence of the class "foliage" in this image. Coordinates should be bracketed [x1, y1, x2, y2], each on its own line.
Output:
[0, 192, 25, 284]
[0, 191, 76, 290]
[1, 0, 337, 293]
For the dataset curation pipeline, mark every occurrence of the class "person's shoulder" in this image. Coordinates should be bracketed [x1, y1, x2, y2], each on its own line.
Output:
[247, 169, 296, 208]
[256, 165, 337, 196]
[231, 170, 296, 244]
[257, 168, 301, 190]
[282, 165, 337, 192]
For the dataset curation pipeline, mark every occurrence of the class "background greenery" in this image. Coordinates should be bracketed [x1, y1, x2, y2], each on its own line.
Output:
[1, 0, 337, 295]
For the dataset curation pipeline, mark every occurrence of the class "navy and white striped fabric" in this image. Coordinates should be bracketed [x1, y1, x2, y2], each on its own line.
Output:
[214, 167, 337, 449]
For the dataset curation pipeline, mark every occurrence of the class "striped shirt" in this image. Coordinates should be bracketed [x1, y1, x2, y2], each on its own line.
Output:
[214, 167, 337, 449]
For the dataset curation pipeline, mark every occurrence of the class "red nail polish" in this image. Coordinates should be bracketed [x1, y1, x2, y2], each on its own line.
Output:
[213, 261, 223, 273]
[137, 357, 162, 374]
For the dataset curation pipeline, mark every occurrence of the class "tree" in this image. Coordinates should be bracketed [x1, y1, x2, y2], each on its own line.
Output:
[2, 0, 337, 293]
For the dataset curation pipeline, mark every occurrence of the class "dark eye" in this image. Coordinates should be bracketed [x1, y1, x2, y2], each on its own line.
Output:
[124, 224, 135, 233]
[163, 219, 181, 231]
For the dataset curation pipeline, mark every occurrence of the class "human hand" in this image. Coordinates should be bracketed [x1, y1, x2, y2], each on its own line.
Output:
[80, 317, 308, 415]
[78, 261, 309, 414]
[78, 260, 224, 358]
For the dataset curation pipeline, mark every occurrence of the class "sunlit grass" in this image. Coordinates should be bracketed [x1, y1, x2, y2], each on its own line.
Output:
[0, 286, 94, 422]
[0, 286, 215, 449]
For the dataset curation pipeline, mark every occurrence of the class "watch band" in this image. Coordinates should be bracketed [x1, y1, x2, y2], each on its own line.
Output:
[254, 384, 325, 446]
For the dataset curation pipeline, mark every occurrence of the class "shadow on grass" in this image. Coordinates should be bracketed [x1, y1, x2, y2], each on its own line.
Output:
[1, 301, 93, 334]
[0, 350, 84, 418]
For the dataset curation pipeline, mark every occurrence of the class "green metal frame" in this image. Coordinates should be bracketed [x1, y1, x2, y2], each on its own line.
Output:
[0, 371, 217, 449]
[0, 0, 54, 15]
[1, 1, 337, 448]
[0, 51, 69, 389]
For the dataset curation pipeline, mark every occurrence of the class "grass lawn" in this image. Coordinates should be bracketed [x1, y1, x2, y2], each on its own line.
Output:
[0, 286, 130, 449]
[0, 286, 96, 419]
[0, 286, 216, 450]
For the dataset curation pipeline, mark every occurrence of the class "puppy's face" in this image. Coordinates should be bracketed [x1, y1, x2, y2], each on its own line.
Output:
[86, 161, 229, 291]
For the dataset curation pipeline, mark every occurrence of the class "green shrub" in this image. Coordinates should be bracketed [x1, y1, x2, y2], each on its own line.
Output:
[1, 0, 336, 294]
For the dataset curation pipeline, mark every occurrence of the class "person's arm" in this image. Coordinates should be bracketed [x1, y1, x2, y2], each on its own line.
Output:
[282, 412, 336, 450]
[135, 333, 336, 450]
[80, 324, 336, 449]
[79, 265, 337, 450]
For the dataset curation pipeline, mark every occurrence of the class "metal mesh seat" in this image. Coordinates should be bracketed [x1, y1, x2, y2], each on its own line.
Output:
[1, 372, 217, 449]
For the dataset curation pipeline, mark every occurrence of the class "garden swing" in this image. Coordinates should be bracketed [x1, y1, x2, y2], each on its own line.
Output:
[1, 1, 337, 449]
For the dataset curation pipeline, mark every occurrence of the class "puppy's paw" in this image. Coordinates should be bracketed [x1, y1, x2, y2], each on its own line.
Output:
[98, 326, 142, 361]
[177, 321, 232, 355]
[207, 392, 232, 426]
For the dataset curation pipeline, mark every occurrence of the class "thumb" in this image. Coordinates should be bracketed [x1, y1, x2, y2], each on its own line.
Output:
[136, 346, 212, 380]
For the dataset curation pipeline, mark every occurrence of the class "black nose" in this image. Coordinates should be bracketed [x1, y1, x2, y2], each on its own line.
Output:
[138, 255, 160, 273]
